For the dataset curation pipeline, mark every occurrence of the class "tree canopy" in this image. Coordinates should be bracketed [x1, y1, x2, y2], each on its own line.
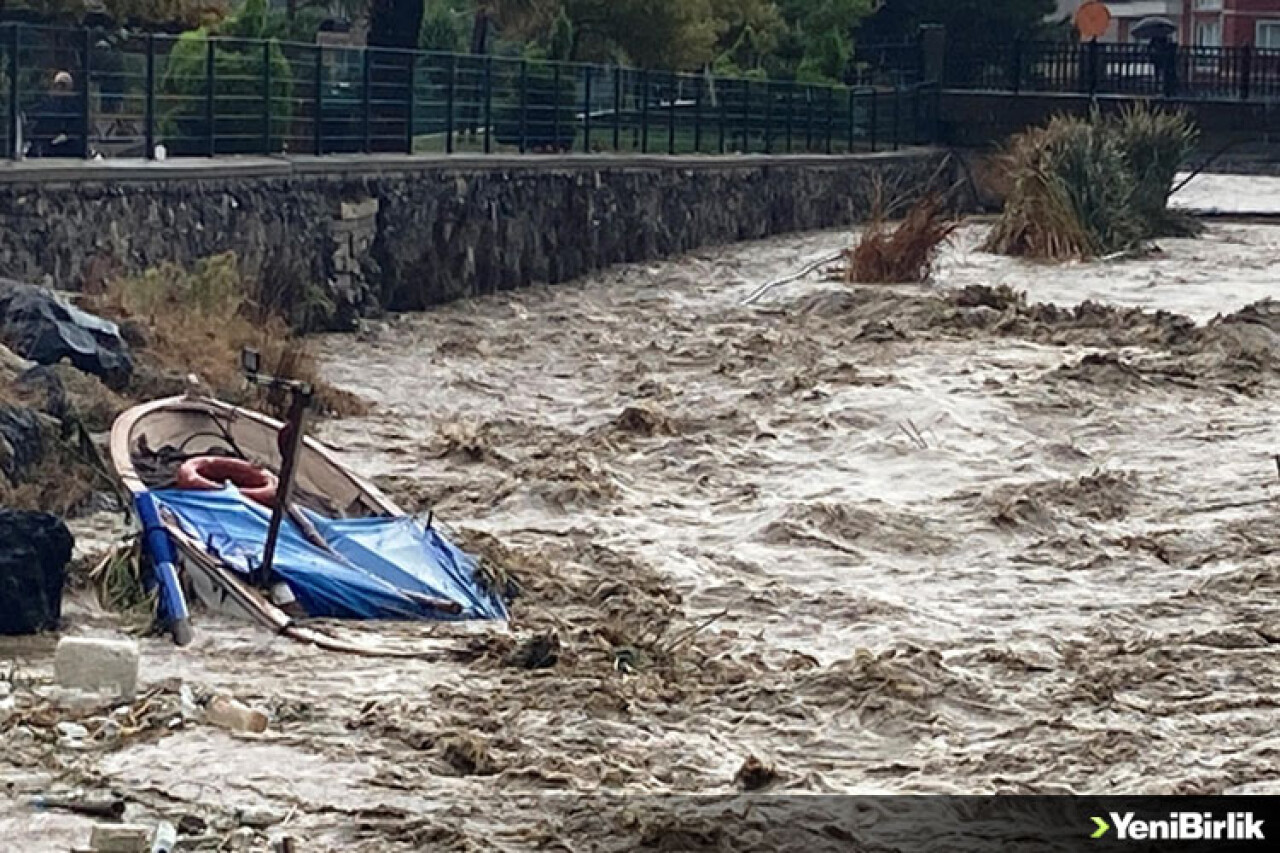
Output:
[858, 0, 1057, 47]
[412, 0, 881, 80]
[0, 0, 1061, 82]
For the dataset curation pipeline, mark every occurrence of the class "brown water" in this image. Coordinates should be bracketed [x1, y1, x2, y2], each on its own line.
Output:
[5, 222, 1280, 850]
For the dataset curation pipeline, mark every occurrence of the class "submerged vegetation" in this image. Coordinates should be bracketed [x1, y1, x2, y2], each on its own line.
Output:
[983, 105, 1200, 261]
[845, 192, 959, 284]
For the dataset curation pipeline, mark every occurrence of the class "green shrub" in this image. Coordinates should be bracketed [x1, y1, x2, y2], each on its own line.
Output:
[984, 106, 1199, 260]
[1113, 103, 1201, 238]
[158, 0, 293, 155]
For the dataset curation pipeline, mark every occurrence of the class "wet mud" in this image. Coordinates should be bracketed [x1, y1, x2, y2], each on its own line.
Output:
[5, 221, 1280, 850]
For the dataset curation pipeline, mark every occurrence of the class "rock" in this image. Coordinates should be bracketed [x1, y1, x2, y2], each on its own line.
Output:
[54, 636, 140, 700]
[0, 510, 72, 635]
[0, 278, 133, 389]
[734, 755, 780, 791]
[89, 823, 152, 853]
[236, 805, 286, 828]
[206, 695, 270, 733]
[0, 404, 43, 482]
[16, 364, 124, 431]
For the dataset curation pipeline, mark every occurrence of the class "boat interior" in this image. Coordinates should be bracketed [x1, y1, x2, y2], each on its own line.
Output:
[123, 399, 388, 520]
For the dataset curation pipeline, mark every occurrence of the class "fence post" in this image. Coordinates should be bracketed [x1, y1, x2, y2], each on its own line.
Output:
[445, 54, 455, 154]
[405, 53, 416, 153]
[80, 28, 91, 159]
[717, 75, 726, 153]
[519, 58, 528, 153]
[262, 40, 272, 154]
[825, 86, 834, 154]
[205, 36, 216, 157]
[313, 45, 323, 155]
[483, 54, 493, 153]
[612, 66, 621, 151]
[694, 74, 702, 153]
[144, 34, 155, 160]
[552, 62, 562, 151]
[892, 84, 901, 150]
[1011, 40, 1022, 93]
[805, 85, 814, 151]
[1240, 45, 1253, 101]
[667, 72, 677, 154]
[583, 64, 593, 153]
[763, 80, 772, 154]
[785, 82, 793, 153]
[847, 86, 855, 152]
[640, 68, 649, 153]
[361, 48, 371, 153]
[870, 89, 878, 152]
[741, 79, 750, 153]
[6, 25, 17, 160]
[1087, 39, 1100, 96]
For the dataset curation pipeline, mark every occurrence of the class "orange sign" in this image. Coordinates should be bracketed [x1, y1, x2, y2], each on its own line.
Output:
[1075, 2, 1112, 40]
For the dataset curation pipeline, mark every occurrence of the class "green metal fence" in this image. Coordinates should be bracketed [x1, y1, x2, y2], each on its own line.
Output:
[0, 23, 937, 161]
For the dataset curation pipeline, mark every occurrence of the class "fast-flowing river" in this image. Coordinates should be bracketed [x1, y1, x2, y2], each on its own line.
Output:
[5, 217, 1280, 851]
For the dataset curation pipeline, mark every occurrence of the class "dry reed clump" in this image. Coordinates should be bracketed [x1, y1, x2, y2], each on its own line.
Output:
[93, 253, 366, 417]
[844, 193, 960, 285]
[984, 105, 1199, 261]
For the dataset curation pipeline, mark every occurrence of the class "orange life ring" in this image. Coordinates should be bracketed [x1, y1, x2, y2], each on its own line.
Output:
[176, 456, 279, 508]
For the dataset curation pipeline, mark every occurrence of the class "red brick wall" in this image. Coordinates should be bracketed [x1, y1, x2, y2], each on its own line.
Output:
[1225, 0, 1280, 46]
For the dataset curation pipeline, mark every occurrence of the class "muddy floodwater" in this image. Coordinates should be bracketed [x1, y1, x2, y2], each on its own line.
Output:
[5, 216, 1280, 850]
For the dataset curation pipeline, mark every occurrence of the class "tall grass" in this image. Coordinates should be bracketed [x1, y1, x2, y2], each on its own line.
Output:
[984, 105, 1199, 261]
[95, 252, 364, 416]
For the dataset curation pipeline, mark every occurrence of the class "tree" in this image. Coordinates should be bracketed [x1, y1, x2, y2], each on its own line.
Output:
[159, 0, 291, 154]
[709, 0, 783, 76]
[858, 0, 1056, 47]
[368, 0, 425, 50]
[774, 0, 873, 82]
[559, 0, 718, 68]
[419, 0, 469, 52]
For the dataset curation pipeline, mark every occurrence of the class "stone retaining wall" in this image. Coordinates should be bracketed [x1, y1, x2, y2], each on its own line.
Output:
[0, 151, 951, 327]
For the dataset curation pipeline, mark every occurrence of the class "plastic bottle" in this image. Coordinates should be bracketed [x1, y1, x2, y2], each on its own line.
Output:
[151, 821, 177, 853]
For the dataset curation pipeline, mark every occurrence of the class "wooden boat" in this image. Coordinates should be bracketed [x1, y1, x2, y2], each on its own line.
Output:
[109, 393, 508, 646]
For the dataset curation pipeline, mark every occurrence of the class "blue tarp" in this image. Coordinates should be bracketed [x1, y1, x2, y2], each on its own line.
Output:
[151, 487, 508, 622]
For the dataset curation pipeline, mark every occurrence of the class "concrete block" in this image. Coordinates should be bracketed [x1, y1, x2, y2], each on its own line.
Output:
[54, 637, 139, 701]
[338, 198, 379, 221]
[89, 823, 152, 853]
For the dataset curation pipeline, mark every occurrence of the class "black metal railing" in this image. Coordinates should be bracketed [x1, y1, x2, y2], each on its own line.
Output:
[0, 23, 937, 161]
[945, 39, 1280, 102]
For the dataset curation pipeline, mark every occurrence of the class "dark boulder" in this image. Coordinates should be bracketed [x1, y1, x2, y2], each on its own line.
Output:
[0, 404, 43, 483]
[0, 278, 133, 389]
[0, 509, 72, 634]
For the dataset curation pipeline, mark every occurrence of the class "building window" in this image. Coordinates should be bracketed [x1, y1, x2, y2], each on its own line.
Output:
[1259, 21, 1280, 50]
[1195, 21, 1222, 47]
[1194, 0, 1222, 11]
